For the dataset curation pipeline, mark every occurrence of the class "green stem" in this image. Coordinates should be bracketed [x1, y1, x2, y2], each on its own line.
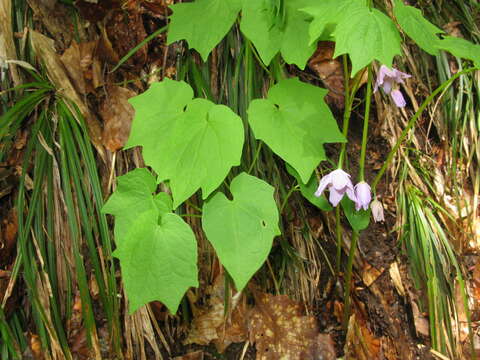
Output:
[338, 55, 352, 169]
[280, 185, 299, 213]
[359, 66, 372, 181]
[371, 67, 477, 190]
[335, 206, 342, 274]
[248, 142, 263, 174]
[367, 0, 373, 10]
[342, 231, 359, 329]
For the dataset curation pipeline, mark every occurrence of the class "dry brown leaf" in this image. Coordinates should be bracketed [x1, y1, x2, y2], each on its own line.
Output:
[308, 41, 345, 108]
[344, 313, 381, 360]
[0, 0, 21, 85]
[389, 261, 405, 297]
[248, 292, 335, 360]
[100, 85, 136, 152]
[407, 290, 429, 338]
[29, 333, 44, 360]
[60, 41, 104, 95]
[30, 30, 104, 154]
[184, 275, 248, 353]
[362, 262, 384, 287]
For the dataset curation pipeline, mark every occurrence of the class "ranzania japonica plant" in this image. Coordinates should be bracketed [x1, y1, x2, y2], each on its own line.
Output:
[102, 0, 480, 339]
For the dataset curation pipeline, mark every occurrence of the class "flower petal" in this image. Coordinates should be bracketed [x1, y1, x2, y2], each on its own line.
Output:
[391, 89, 406, 107]
[329, 187, 345, 207]
[314, 173, 332, 197]
[330, 169, 352, 190]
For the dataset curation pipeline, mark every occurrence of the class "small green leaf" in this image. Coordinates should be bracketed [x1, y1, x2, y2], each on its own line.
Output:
[247, 78, 344, 184]
[202, 173, 280, 291]
[127, 79, 244, 208]
[393, 0, 444, 55]
[435, 36, 480, 67]
[286, 165, 332, 211]
[102, 168, 159, 245]
[240, 0, 316, 68]
[103, 169, 198, 314]
[334, 7, 402, 75]
[167, 0, 242, 61]
[301, 0, 365, 45]
[114, 212, 198, 314]
[341, 197, 370, 231]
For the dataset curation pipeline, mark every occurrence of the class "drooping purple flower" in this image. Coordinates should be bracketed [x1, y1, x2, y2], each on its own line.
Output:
[314, 169, 356, 207]
[370, 199, 385, 222]
[354, 181, 372, 211]
[374, 65, 411, 108]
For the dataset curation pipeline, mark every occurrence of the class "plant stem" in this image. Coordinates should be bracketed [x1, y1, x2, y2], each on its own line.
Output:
[359, 65, 372, 181]
[371, 67, 477, 190]
[367, 0, 373, 10]
[335, 206, 342, 274]
[342, 230, 359, 329]
[338, 55, 352, 169]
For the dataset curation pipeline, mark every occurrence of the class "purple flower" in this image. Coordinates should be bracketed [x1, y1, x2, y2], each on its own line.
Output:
[370, 199, 385, 222]
[374, 65, 411, 108]
[354, 181, 372, 211]
[314, 169, 356, 207]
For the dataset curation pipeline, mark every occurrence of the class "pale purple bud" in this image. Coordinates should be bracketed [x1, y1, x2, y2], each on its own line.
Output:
[314, 169, 356, 207]
[370, 199, 385, 222]
[374, 65, 411, 108]
[354, 181, 371, 211]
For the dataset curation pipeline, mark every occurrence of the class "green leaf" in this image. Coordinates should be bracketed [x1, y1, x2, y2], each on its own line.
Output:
[126, 79, 244, 208]
[247, 78, 344, 184]
[334, 7, 402, 75]
[202, 173, 280, 291]
[301, 0, 365, 45]
[435, 36, 480, 67]
[102, 168, 161, 245]
[114, 212, 198, 314]
[167, 0, 242, 61]
[103, 169, 198, 314]
[341, 197, 370, 231]
[286, 165, 332, 211]
[393, 0, 444, 55]
[240, 0, 316, 68]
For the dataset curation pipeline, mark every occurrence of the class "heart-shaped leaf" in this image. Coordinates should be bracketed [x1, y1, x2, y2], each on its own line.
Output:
[435, 36, 480, 67]
[126, 79, 244, 208]
[202, 173, 280, 291]
[247, 78, 344, 184]
[341, 197, 370, 232]
[286, 165, 332, 211]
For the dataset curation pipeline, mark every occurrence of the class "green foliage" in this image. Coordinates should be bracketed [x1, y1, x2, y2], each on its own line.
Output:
[247, 78, 344, 184]
[202, 173, 280, 291]
[103, 169, 198, 314]
[435, 36, 480, 67]
[341, 198, 370, 231]
[126, 79, 244, 209]
[167, 0, 242, 61]
[333, 7, 402, 74]
[301, 0, 364, 45]
[393, 0, 444, 55]
[240, 0, 316, 68]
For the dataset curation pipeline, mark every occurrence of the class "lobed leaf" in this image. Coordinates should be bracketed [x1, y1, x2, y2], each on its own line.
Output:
[435, 36, 480, 67]
[126, 79, 244, 209]
[247, 78, 344, 184]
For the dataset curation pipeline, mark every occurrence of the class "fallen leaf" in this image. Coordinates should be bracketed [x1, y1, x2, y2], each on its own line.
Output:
[29, 333, 44, 360]
[344, 313, 381, 360]
[308, 41, 345, 108]
[99, 85, 136, 152]
[389, 261, 405, 296]
[248, 292, 335, 360]
[184, 275, 248, 353]
[362, 262, 384, 287]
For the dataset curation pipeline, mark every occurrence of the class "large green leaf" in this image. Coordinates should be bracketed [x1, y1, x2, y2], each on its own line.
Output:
[393, 0, 444, 55]
[286, 165, 332, 211]
[301, 0, 365, 45]
[334, 7, 402, 75]
[103, 170, 198, 314]
[102, 168, 172, 245]
[167, 0, 242, 61]
[240, 0, 316, 68]
[341, 197, 370, 231]
[202, 173, 280, 291]
[247, 78, 344, 184]
[435, 36, 480, 67]
[126, 79, 244, 209]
